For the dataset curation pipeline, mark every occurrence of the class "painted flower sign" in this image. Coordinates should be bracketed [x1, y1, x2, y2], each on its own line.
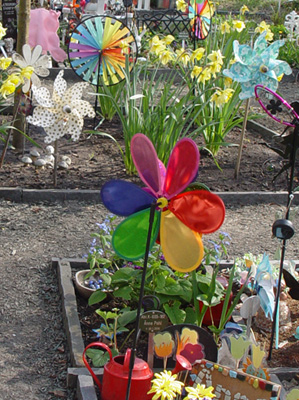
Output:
[223, 32, 292, 100]
[101, 134, 225, 273]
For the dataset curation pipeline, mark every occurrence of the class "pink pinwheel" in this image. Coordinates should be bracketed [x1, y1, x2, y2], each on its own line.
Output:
[101, 134, 225, 272]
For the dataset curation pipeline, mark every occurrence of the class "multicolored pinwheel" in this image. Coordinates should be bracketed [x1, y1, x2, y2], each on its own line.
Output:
[188, 0, 213, 40]
[101, 134, 225, 272]
[68, 15, 137, 86]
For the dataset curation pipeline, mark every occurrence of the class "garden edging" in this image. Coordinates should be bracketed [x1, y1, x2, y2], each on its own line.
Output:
[55, 257, 299, 400]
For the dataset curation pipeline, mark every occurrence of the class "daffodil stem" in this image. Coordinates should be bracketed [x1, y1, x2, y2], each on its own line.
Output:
[191, 270, 200, 325]
[234, 98, 250, 179]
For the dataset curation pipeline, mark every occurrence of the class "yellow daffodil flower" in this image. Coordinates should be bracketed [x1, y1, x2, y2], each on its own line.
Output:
[20, 66, 34, 80]
[265, 30, 274, 41]
[150, 36, 166, 55]
[208, 61, 222, 76]
[176, 0, 187, 12]
[255, 20, 270, 34]
[0, 57, 12, 70]
[232, 20, 245, 32]
[220, 21, 231, 34]
[207, 50, 224, 65]
[119, 40, 130, 54]
[224, 76, 233, 87]
[159, 50, 174, 65]
[7, 73, 21, 86]
[148, 370, 184, 400]
[184, 383, 216, 399]
[0, 23, 7, 40]
[162, 35, 175, 45]
[197, 67, 211, 84]
[211, 88, 234, 107]
[176, 48, 190, 66]
[0, 79, 17, 98]
[240, 5, 249, 15]
[191, 65, 202, 79]
[190, 47, 205, 63]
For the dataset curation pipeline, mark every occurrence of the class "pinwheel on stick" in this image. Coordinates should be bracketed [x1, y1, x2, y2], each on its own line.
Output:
[101, 133, 225, 400]
[188, 0, 213, 49]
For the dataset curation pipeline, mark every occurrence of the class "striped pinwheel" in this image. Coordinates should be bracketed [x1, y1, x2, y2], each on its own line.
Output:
[188, 0, 214, 41]
[101, 134, 225, 273]
[68, 15, 137, 86]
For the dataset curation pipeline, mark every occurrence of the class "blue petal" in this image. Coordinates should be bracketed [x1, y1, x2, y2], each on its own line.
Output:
[101, 180, 155, 216]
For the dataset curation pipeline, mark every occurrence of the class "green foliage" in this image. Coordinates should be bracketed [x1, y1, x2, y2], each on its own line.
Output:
[96, 80, 125, 123]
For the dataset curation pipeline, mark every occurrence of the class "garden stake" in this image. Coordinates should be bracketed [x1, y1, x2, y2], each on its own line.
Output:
[125, 200, 157, 400]
[53, 139, 59, 187]
[234, 98, 250, 179]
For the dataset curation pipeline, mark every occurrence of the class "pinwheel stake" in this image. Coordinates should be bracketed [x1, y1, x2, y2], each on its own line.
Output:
[188, 0, 213, 50]
[255, 84, 298, 359]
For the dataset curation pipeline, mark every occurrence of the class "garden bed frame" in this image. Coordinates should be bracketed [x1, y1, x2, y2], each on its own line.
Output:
[54, 257, 299, 400]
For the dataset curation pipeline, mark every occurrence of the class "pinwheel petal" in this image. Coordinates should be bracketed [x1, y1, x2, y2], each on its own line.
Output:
[164, 139, 199, 199]
[160, 210, 204, 272]
[101, 180, 156, 216]
[169, 190, 225, 234]
[131, 134, 163, 197]
[112, 208, 160, 260]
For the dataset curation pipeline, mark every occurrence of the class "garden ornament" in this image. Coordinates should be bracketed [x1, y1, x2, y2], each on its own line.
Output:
[223, 32, 292, 178]
[83, 342, 153, 400]
[294, 326, 299, 339]
[12, 44, 50, 93]
[188, 0, 213, 41]
[29, 8, 67, 62]
[282, 268, 299, 300]
[255, 84, 299, 360]
[254, 254, 275, 320]
[101, 134, 224, 400]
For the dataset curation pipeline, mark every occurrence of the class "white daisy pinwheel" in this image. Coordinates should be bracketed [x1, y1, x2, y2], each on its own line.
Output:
[27, 70, 95, 143]
[12, 44, 50, 93]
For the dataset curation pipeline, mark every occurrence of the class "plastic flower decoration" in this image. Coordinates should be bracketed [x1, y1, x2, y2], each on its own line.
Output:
[183, 383, 215, 400]
[101, 134, 225, 272]
[12, 44, 50, 93]
[27, 70, 95, 143]
[148, 370, 184, 400]
[223, 32, 292, 100]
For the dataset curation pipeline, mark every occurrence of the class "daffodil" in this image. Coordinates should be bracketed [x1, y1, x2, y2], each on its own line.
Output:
[0, 23, 7, 40]
[148, 370, 184, 400]
[176, 48, 190, 66]
[119, 40, 130, 54]
[0, 79, 17, 98]
[197, 68, 211, 84]
[224, 76, 233, 87]
[150, 36, 166, 56]
[159, 50, 174, 65]
[220, 21, 231, 34]
[223, 31, 292, 99]
[162, 35, 175, 45]
[0, 57, 12, 70]
[211, 88, 234, 107]
[27, 70, 95, 143]
[176, 0, 187, 12]
[183, 383, 216, 399]
[240, 5, 249, 15]
[190, 47, 205, 63]
[207, 50, 224, 65]
[12, 44, 50, 93]
[191, 65, 202, 79]
[20, 66, 34, 80]
[232, 20, 245, 32]
[255, 21, 273, 41]
[208, 61, 222, 77]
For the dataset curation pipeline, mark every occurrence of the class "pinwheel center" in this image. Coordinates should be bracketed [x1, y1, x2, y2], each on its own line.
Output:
[259, 64, 269, 73]
[63, 105, 72, 114]
[157, 197, 169, 210]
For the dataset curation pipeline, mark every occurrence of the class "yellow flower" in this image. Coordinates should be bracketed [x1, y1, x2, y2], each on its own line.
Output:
[176, 48, 190, 66]
[191, 65, 202, 79]
[240, 5, 249, 15]
[176, 0, 187, 12]
[208, 61, 222, 77]
[159, 50, 174, 65]
[20, 66, 34, 80]
[119, 40, 130, 54]
[255, 20, 270, 34]
[7, 73, 21, 86]
[150, 36, 166, 55]
[265, 30, 274, 41]
[220, 21, 231, 34]
[148, 370, 184, 400]
[0, 79, 17, 98]
[207, 50, 224, 65]
[224, 76, 233, 87]
[0, 23, 7, 40]
[211, 88, 234, 107]
[232, 20, 245, 32]
[183, 384, 216, 399]
[252, 344, 266, 369]
[153, 332, 174, 358]
[197, 68, 211, 84]
[190, 47, 205, 63]
[0, 57, 12, 70]
[277, 73, 284, 81]
[162, 35, 175, 45]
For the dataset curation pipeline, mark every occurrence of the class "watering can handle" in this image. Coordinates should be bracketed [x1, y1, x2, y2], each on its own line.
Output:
[82, 342, 112, 389]
[123, 348, 132, 374]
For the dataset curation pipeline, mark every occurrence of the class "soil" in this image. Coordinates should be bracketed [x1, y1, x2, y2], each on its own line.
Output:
[1, 76, 299, 400]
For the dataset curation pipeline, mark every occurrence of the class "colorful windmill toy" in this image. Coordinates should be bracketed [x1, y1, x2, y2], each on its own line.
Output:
[101, 134, 225, 273]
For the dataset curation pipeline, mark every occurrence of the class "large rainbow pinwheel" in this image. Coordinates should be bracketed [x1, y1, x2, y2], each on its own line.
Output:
[68, 15, 137, 86]
[101, 134, 225, 272]
[188, 0, 213, 40]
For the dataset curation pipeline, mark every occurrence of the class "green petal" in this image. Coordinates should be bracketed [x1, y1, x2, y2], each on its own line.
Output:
[112, 208, 160, 260]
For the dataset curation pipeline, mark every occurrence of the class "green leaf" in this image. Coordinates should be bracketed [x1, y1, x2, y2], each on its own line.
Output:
[118, 309, 137, 327]
[86, 348, 118, 367]
[113, 286, 133, 300]
[185, 307, 196, 324]
[163, 301, 185, 325]
[100, 273, 111, 286]
[88, 290, 107, 306]
[96, 311, 118, 320]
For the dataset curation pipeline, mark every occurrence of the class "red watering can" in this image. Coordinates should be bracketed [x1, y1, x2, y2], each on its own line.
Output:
[83, 342, 154, 400]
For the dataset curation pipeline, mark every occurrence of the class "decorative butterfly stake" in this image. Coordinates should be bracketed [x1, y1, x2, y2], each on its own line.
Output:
[223, 32, 292, 178]
[101, 133, 225, 400]
[254, 84, 299, 360]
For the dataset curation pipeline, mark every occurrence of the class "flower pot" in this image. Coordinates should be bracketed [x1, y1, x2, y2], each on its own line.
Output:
[74, 269, 97, 299]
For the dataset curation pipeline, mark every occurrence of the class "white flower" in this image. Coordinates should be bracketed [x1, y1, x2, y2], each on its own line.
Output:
[12, 44, 50, 93]
[27, 70, 95, 143]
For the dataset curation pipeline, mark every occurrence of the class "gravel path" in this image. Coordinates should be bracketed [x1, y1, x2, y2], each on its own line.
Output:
[0, 198, 299, 399]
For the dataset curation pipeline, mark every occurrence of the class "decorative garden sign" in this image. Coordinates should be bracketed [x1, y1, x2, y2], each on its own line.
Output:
[189, 359, 281, 400]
